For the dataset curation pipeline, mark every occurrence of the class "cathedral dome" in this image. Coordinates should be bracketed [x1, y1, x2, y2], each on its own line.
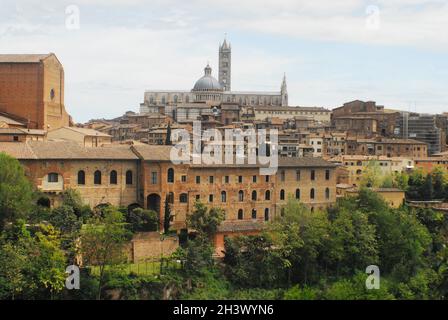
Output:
[192, 64, 223, 92]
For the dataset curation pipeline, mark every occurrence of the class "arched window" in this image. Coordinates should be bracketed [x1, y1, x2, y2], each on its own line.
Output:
[265, 190, 271, 201]
[94, 170, 102, 185]
[296, 189, 300, 200]
[310, 188, 315, 200]
[280, 189, 285, 200]
[325, 188, 330, 200]
[179, 193, 188, 203]
[110, 170, 117, 184]
[252, 209, 257, 219]
[251, 190, 257, 201]
[126, 170, 133, 185]
[167, 168, 174, 183]
[221, 191, 227, 203]
[264, 208, 270, 221]
[238, 190, 244, 202]
[77, 170, 85, 185]
[238, 209, 244, 220]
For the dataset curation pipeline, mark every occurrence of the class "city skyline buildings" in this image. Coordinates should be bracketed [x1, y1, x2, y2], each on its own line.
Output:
[0, 1, 447, 122]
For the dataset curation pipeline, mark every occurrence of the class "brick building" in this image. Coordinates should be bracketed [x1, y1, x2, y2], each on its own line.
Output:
[0, 141, 139, 208]
[131, 144, 336, 225]
[345, 137, 427, 158]
[1, 140, 337, 254]
[0, 54, 70, 130]
[332, 100, 399, 136]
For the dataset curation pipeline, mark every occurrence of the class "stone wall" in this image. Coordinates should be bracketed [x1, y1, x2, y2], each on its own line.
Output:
[128, 232, 179, 263]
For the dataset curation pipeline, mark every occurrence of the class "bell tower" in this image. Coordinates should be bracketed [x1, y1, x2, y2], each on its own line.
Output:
[219, 36, 231, 91]
[281, 73, 288, 106]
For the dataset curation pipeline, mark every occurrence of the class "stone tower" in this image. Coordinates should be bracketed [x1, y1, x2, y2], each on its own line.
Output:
[219, 37, 231, 91]
[281, 73, 288, 106]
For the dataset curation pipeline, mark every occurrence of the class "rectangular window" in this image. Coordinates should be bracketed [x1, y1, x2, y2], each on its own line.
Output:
[196, 176, 201, 184]
[209, 176, 214, 184]
[296, 170, 301, 181]
[48, 173, 59, 183]
[181, 175, 187, 182]
[238, 176, 243, 183]
[151, 172, 158, 184]
[253, 175, 257, 183]
[265, 175, 270, 183]
[224, 176, 230, 183]
[325, 169, 330, 180]
[209, 194, 214, 203]
[311, 170, 316, 181]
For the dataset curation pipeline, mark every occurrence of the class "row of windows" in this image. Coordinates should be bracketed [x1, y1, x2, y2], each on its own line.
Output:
[279, 188, 331, 200]
[172, 190, 272, 204]
[169, 188, 331, 205]
[279, 169, 330, 182]
[166, 168, 272, 184]
[236, 208, 270, 221]
[166, 168, 331, 184]
[76, 170, 133, 185]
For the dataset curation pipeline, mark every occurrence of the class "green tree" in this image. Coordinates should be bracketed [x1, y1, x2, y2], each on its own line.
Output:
[359, 160, 382, 188]
[273, 198, 333, 285]
[0, 153, 33, 230]
[61, 189, 92, 221]
[186, 201, 225, 238]
[28, 224, 67, 299]
[0, 242, 27, 299]
[283, 285, 319, 300]
[325, 208, 378, 277]
[126, 208, 159, 232]
[407, 168, 427, 200]
[323, 273, 394, 300]
[0, 220, 66, 299]
[80, 206, 130, 299]
[223, 234, 287, 288]
[163, 196, 174, 234]
[50, 205, 82, 235]
[431, 167, 447, 200]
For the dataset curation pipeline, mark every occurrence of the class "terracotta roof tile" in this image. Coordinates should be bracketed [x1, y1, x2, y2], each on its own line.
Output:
[0, 141, 137, 160]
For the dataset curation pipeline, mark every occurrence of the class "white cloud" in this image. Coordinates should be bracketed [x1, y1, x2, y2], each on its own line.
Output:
[0, 0, 447, 121]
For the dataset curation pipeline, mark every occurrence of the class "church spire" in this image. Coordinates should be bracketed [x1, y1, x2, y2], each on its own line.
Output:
[219, 35, 231, 91]
[281, 73, 287, 92]
[281, 73, 288, 106]
[221, 33, 230, 49]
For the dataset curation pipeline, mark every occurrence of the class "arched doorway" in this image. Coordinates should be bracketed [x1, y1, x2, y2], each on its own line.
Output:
[147, 194, 161, 213]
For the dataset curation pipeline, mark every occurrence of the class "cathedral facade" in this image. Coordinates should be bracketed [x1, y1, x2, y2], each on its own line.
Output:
[140, 38, 288, 115]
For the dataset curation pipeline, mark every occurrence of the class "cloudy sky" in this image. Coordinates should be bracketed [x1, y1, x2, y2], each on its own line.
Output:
[1, 0, 448, 122]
